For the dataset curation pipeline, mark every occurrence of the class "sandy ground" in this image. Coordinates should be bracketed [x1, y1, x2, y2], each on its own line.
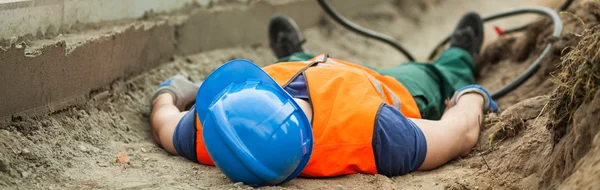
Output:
[1, 0, 597, 189]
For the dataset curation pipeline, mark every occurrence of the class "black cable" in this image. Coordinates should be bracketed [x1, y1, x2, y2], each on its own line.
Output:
[423, 6, 567, 99]
[502, 0, 573, 35]
[427, 7, 564, 99]
[481, 7, 563, 99]
[316, 0, 415, 62]
[316, 1, 565, 100]
[428, 0, 573, 60]
[428, 7, 564, 99]
[559, 0, 575, 11]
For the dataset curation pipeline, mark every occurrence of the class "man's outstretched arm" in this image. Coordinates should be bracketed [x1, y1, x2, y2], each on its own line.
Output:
[412, 93, 484, 170]
[412, 85, 497, 170]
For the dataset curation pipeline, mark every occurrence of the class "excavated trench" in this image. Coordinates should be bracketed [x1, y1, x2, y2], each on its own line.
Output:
[1, 0, 599, 189]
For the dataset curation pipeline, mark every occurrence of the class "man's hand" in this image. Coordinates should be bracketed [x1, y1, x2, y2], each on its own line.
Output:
[150, 75, 201, 111]
[447, 84, 499, 113]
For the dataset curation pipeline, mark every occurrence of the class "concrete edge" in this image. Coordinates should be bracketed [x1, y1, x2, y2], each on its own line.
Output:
[0, 0, 212, 40]
[0, 0, 380, 125]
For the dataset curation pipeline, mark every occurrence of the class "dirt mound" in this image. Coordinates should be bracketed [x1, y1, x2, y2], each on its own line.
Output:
[542, 25, 600, 189]
[554, 91, 600, 189]
[546, 26, 600, 143]
[559, 111, 600, 189]
[476, 1, 600, 107]
[470, 0, 600, 189]
[473, 1, 600, 188]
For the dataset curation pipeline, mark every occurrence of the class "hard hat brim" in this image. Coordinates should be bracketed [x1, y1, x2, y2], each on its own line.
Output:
[196, 59, 285, 121]
[196, 59, 282, 121]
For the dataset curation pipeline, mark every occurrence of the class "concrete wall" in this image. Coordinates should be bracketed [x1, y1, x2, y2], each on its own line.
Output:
[0, 0, 379, 124]
[0, 0, 213, 40]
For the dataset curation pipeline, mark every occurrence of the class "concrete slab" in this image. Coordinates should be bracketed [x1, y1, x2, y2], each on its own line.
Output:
[0, 0, 216, 40]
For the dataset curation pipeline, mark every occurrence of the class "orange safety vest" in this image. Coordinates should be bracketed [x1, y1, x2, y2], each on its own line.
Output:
[194, 55, 421, 177]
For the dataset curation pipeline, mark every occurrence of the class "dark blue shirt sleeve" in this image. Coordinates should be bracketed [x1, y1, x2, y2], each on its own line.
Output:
[283, 74, 309, 100]
[173, 105, 199, 163]
[372, 104, 428, 176]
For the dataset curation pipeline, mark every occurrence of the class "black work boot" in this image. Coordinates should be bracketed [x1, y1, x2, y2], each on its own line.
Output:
[450, 12, 484, 58]
[268, 14, 306, 59]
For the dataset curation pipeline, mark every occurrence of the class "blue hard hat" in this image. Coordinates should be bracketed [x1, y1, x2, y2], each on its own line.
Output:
[195, 59, 313, 186]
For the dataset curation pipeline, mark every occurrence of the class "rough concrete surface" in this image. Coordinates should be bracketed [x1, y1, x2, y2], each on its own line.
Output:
[0, 0, 213, 40]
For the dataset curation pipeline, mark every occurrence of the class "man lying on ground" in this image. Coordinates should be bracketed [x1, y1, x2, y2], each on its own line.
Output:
[148, 12, 498, 186]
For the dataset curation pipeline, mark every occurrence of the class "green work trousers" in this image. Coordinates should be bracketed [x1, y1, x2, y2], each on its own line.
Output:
[276, 47, 475, 120]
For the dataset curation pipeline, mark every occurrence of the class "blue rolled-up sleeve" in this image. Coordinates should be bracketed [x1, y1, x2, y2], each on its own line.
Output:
[372, 104, 427, 176]
[173, 105, 199, 163]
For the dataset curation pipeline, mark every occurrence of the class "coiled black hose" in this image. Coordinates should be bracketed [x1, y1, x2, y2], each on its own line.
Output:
[428, 0, 573, 60]
[502, 0, 571, 34]
[428, 0, 573, 54]
[317, 0, 569, 99]
[478, 7, 563, 99]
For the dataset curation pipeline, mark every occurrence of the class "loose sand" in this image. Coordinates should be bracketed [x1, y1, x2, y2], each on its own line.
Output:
[2, 0, 599, 189]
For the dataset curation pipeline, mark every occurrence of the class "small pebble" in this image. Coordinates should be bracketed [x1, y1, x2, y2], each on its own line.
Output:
[0, 158, 10, 172]
[233, 182, 244, 187]
[116, 152, 131, 165]
[336, 185, 344, 190]
[0, 129, 10, 136]
[141, 148, 148, 153]
[143, 158, 149, 161]
[21, 148, 31, 155]
[98, 162, 108, 167]
[78, 145, 88, 152]
[20, 148, 33, 158]
[21, 171, 29, 178]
